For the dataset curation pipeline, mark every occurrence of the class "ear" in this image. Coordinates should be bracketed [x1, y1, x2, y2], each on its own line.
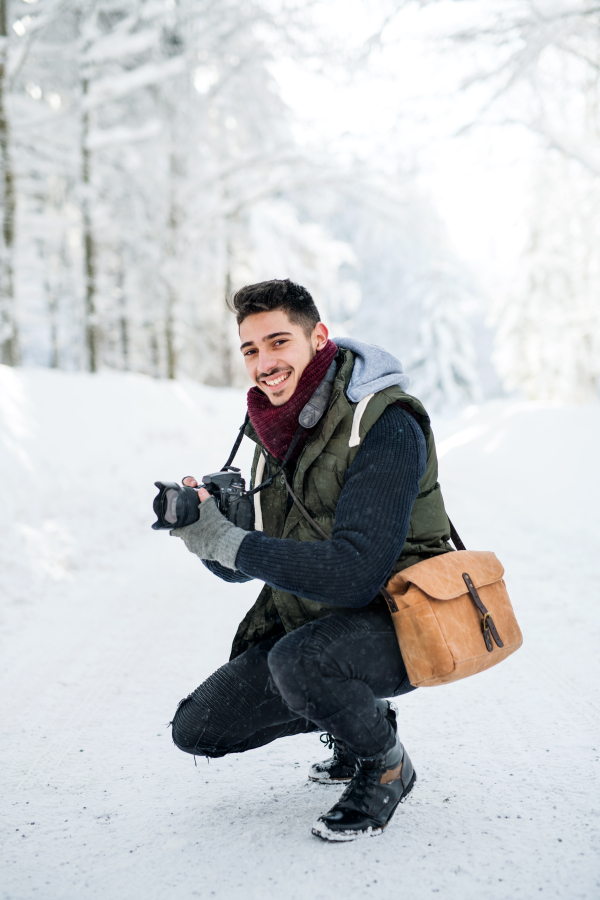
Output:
[313, 321, 329, 351]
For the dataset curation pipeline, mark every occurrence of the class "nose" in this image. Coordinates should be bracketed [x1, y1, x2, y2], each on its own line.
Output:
[257, 348, 279, 373]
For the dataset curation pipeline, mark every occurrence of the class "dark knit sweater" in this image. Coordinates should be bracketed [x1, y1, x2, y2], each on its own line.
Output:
[203, 405, 426, 607]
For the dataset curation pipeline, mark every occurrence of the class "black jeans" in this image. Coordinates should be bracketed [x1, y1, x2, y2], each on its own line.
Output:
[171, 605, 415, 760]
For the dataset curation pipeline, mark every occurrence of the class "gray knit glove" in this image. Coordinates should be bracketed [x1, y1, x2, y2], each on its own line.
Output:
[170, 496, 247, 570]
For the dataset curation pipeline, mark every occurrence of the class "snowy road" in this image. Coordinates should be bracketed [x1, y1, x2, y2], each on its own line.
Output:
[1, 368, 599, 900]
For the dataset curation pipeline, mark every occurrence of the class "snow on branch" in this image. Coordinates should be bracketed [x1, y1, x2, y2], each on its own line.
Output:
[86, 120, 162, 150]
[83, 56, 186, 109]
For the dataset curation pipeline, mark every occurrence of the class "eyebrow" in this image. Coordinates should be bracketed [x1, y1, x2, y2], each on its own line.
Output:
[240, 331, 293, 350]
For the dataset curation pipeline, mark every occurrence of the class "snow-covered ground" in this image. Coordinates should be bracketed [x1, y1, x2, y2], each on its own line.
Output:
[1, 366, 598, 900]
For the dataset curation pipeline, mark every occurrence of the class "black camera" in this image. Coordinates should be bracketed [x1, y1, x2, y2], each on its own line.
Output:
[152, 467, 255, 531]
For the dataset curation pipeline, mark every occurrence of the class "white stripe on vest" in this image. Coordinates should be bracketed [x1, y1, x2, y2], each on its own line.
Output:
[253, 452, 266, 531]
[348, 393, 375, 448]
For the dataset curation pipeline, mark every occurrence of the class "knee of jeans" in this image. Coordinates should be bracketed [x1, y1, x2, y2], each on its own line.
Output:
[170, 696, 214, 757]
[267, 630, 316, 713]
[170, 697, 196, 752]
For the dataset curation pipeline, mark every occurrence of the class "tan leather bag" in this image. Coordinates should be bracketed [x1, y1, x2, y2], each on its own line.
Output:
[381, 549, 523, 688]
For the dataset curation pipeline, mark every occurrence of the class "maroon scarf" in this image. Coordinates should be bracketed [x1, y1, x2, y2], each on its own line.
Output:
[247, 339, 339, 461]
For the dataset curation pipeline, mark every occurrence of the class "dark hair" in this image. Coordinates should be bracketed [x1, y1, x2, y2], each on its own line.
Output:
[228, 279, 321, 336]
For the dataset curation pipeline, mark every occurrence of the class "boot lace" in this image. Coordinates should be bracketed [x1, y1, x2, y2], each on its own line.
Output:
[319, 732, 351, 765]
[339, 765, 379, 812]
[319, 732, 335, 751]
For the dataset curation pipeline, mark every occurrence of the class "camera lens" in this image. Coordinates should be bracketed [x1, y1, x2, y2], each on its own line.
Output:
[163, 488, 180, 525]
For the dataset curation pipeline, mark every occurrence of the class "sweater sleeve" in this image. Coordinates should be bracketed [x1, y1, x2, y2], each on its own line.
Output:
[201, 559, 253, 583]
[234, 404, 427, 607]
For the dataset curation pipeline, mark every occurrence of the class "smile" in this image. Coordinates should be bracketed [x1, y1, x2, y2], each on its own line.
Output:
[264, 371, 291, 387]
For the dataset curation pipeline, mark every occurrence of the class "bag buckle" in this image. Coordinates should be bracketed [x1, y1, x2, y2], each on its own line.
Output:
[463, 572, 505, 653]
[481, 613, 493, 652]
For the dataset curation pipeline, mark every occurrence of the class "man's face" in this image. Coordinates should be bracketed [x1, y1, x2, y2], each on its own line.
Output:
[239, 309, 329, 407]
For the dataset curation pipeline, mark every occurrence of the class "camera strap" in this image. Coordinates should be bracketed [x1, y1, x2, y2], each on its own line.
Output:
[246, 425, 306, 496]
[221, 413, 250, 472]
[221, 416, 307, 497]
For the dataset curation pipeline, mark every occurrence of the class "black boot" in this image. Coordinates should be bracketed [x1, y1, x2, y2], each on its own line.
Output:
[308, 700, 398, 785]
[311, 731, 416, 841]
[308, 733, 356, 784]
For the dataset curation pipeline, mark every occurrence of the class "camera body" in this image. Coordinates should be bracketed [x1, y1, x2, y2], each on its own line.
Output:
[152, 467, 255, 531]
[202, 469, 255, 530]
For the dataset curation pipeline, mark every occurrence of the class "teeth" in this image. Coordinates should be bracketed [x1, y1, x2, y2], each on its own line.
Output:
[265, 372, 289, 386]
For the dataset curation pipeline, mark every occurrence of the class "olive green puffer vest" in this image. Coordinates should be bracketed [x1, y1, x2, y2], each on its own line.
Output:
[229, 348, 452, 659]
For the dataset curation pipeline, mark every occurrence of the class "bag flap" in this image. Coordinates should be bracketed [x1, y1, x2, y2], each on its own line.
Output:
[387, 550, 504, 601]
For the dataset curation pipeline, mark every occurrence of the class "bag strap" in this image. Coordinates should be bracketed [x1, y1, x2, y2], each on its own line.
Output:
[448, 518, 466, 551]
[379, 585, 399, 613]
[392, 401, 467, 553]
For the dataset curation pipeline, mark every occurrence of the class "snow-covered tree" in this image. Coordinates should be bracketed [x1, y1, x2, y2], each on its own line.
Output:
[1, 0, 485, 413]
[445, 0, 600, 402]
[3, 0, 315, 378]
[495, 150, 600, 402]
[0, 0, 17, 365]
[311, 178, 482, 410]
[408, 265, 481, 412]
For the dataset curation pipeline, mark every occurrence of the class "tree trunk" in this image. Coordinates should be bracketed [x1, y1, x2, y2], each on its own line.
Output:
[165, 151, 178, 380]
[150, 327, 160, 377]
[46, 278, 60, 368]
[165, 287, 176, 379]
[0, 0, 19, 365]
[117, 265, 129, 370]
[81, 78, 98, 372]
[222, 238, 234, 385]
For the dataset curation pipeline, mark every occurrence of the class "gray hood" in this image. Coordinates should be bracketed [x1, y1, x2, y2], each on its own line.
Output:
[332, 337, 411, 403]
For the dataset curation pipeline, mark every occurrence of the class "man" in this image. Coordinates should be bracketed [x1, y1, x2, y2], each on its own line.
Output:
[170, 278, 453, 841]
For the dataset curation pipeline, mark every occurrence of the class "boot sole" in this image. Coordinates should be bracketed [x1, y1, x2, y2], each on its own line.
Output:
[308, 774, 353, 784]
[311, 770, 417, 842]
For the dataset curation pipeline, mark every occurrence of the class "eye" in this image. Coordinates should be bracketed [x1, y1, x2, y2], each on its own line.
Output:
[273, 339, 287, 347]
[243, 348, 257, 357]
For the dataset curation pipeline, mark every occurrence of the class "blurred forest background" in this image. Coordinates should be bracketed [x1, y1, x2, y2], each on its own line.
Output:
[0, 0, 599, 411]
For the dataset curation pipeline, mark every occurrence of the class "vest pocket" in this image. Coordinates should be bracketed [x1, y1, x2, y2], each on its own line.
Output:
[302, 455, 345, 519]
